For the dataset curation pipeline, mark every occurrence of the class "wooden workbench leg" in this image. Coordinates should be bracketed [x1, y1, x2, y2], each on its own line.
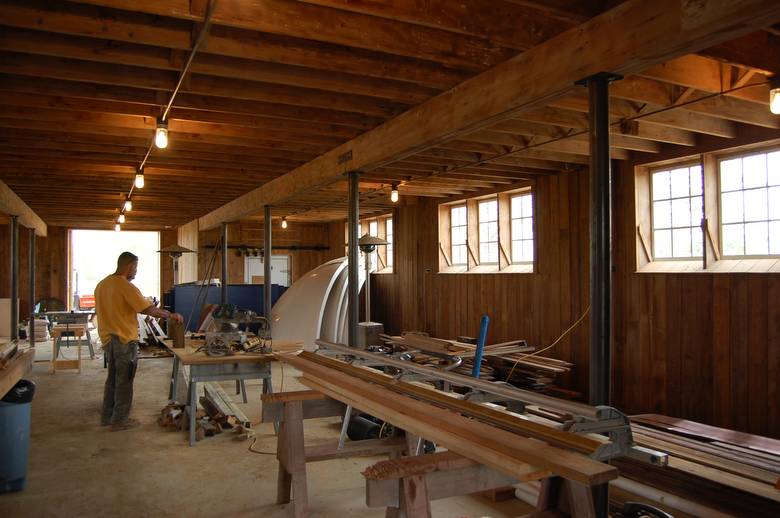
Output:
[188, 378, 198, 446]
[77, 335, 82, 373]
[384, 432, 430, 518]
[276, 400, 307, 517]
[240, 379, 248, 403]
[566, 481, 596, 518]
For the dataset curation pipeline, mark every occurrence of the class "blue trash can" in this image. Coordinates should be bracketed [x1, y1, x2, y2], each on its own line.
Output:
[0, 379, 36, 493]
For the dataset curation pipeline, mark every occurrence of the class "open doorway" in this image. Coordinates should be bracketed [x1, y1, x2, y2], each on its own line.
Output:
[69, 230, 160, 310]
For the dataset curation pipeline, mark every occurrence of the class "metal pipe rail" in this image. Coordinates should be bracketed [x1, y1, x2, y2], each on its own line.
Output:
[315, 339, 600, 420]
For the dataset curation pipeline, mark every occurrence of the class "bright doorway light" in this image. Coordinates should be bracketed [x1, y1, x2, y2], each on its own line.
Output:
[70, 229, 160, 308]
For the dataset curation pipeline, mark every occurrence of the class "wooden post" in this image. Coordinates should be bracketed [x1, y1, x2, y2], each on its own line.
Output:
[9, 215, 19, 340]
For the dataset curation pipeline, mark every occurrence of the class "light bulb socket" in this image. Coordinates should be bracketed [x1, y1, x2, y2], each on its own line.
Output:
[390, 184, 399, 203]
[281, 217, 288, 229]
[124, 198, 133, 212]
[114, 223, 121, 232]
[118, 213, 126, 224]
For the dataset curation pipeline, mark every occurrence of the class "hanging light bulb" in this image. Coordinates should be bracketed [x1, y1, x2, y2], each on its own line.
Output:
[281, 217, 288, 229]
[135, 167, 145, 189]
[155, 118, 168, 149]
[124, 197, 133, 212]
[770, 76, 780, 115]
[390, 184, 399, 203]
[114, 223, 121, 232]
[118, 213, 126, 224]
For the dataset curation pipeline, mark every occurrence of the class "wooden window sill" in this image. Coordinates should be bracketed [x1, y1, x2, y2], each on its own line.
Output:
[637, 258, 780, 273]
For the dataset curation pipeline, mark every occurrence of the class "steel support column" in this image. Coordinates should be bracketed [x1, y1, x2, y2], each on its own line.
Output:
[264, 205, 272, 331]
[28, 227, 35, 347]
[581, 71, 620, 518]
[347, 171, 360, 347]
[9, 216, 19, 340]
[221, 222, 228, 304]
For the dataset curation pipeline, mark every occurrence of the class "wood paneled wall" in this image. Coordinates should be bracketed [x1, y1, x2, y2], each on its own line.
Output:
[178, 220, 199, 283]
[372, 170, 592, 397]
[197, 220, 344, 284]
[0, 223, 68, 320]
[371, 165, 780, 439]
[612, 161, 780, 438]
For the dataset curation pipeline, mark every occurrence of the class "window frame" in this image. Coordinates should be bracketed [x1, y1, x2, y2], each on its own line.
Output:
[438, 186, 535, 274]
[509, 191, 535, 265]
[648, 161, 705, 261]
[635, 139, 780, 273]
[716, 148, 780, 259]
[477, 197, 499, 265]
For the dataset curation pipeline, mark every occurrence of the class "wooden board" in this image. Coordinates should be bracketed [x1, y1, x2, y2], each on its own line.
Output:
[0, 348, 33, 398]
[280, 353, 617, 486]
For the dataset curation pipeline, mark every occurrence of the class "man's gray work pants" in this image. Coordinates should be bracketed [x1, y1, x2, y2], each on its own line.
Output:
[101, 336, 139, 425]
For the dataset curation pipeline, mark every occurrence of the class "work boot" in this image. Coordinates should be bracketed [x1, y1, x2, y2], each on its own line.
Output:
[110, 418, 141, 431]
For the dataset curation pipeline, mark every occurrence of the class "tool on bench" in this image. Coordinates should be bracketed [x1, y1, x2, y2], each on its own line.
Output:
[198, 304, 271, 356]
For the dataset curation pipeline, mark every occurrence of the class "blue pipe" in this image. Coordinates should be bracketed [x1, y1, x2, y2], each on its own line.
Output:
[471, 314, 490, 378]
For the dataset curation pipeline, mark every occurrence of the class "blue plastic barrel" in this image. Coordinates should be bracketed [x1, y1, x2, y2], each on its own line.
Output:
[0, 379, 36, 493]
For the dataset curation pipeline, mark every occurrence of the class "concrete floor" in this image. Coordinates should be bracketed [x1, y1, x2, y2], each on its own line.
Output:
[0, 340, 532, 517]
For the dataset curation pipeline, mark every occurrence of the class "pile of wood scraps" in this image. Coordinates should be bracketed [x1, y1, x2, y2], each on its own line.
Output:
[157, 382, 252, 442]
[379, 332, 572, 392]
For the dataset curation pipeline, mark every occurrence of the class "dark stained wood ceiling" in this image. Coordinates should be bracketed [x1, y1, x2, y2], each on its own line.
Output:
[0, 0, 778, 229]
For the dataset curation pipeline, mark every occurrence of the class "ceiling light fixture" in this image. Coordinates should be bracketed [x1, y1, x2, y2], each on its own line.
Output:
[390, 184, 399, 203]
[770, 76, 780, 115]
[135, 167, 145, 189]
[124, 197, 133, 212]
[118, 213, 126, 224]
[281, 217, 288, 229]
[155, 118, 169, 149]
[114, 223, 121, 232]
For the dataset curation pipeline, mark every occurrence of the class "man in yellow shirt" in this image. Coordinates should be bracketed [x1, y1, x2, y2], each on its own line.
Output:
[95, 252, 183, 431]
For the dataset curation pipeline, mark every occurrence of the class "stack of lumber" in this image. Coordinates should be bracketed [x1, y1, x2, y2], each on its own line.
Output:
[491, 353, 573, 392]
[279, 351, 618, 488]
[612, 414, 780, 517]
[380, 333, 533, 381]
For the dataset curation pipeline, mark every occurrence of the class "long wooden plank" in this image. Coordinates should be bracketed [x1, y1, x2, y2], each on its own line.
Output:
[280, 354, 617, 486]
[299, 351, 603, 455]
[0, 180, 46, 236]
[198, 0, 780, 229]
[0, 349, 34, 398]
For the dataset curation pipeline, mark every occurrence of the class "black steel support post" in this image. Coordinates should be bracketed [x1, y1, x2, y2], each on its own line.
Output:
[221, 222, 228, 304]
[9, 216, 19, 341]
[347, 171, 360, 347]
[28, 227, 35, 347]
[264, 205, 272, 330]
[581, 71, 620, 518]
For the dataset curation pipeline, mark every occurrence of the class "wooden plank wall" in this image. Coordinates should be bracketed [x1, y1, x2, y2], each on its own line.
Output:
[371, 165, 780, 438]
[0, 224, 68, 320]
[612, 161, 780, 438]
[197, 219, 343, 284]
[177, 220, 199, 283]
[372, 169, 592, 398]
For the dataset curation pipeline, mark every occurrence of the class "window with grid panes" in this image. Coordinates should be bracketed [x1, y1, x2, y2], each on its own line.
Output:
[510, 193, 534, 263]
[450, 205, 467, 265]
[368, 220, 378, 270]
[385, 218, 393, 267]
[719, 150, 780, 256]
[478, 199, 499, 264]
[651, 164, 704, 259]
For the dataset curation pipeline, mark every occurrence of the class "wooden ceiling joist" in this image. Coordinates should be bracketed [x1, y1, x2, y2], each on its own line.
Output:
[197, 0, 780, 229]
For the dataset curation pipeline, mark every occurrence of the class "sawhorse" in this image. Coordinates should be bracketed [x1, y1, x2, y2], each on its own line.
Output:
[262, 390, 421, 518]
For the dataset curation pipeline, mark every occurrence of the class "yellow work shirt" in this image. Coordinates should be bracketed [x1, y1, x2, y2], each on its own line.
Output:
[94, 274, 151, 345]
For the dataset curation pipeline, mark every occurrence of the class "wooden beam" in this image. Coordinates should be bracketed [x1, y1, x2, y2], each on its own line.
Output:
[0, 180, 46, 236]
[198, 0, 780, 229]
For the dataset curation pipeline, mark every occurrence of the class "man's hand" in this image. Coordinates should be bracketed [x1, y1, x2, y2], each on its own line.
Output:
[169, 312, 184, 324]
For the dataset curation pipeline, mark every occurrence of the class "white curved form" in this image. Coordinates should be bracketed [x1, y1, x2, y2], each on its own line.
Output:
[271, 257, 347, 351]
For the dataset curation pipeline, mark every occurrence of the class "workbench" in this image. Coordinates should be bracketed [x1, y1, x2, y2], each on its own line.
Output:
[163, 338, 302, 445]
[0, 343, 34, 398]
